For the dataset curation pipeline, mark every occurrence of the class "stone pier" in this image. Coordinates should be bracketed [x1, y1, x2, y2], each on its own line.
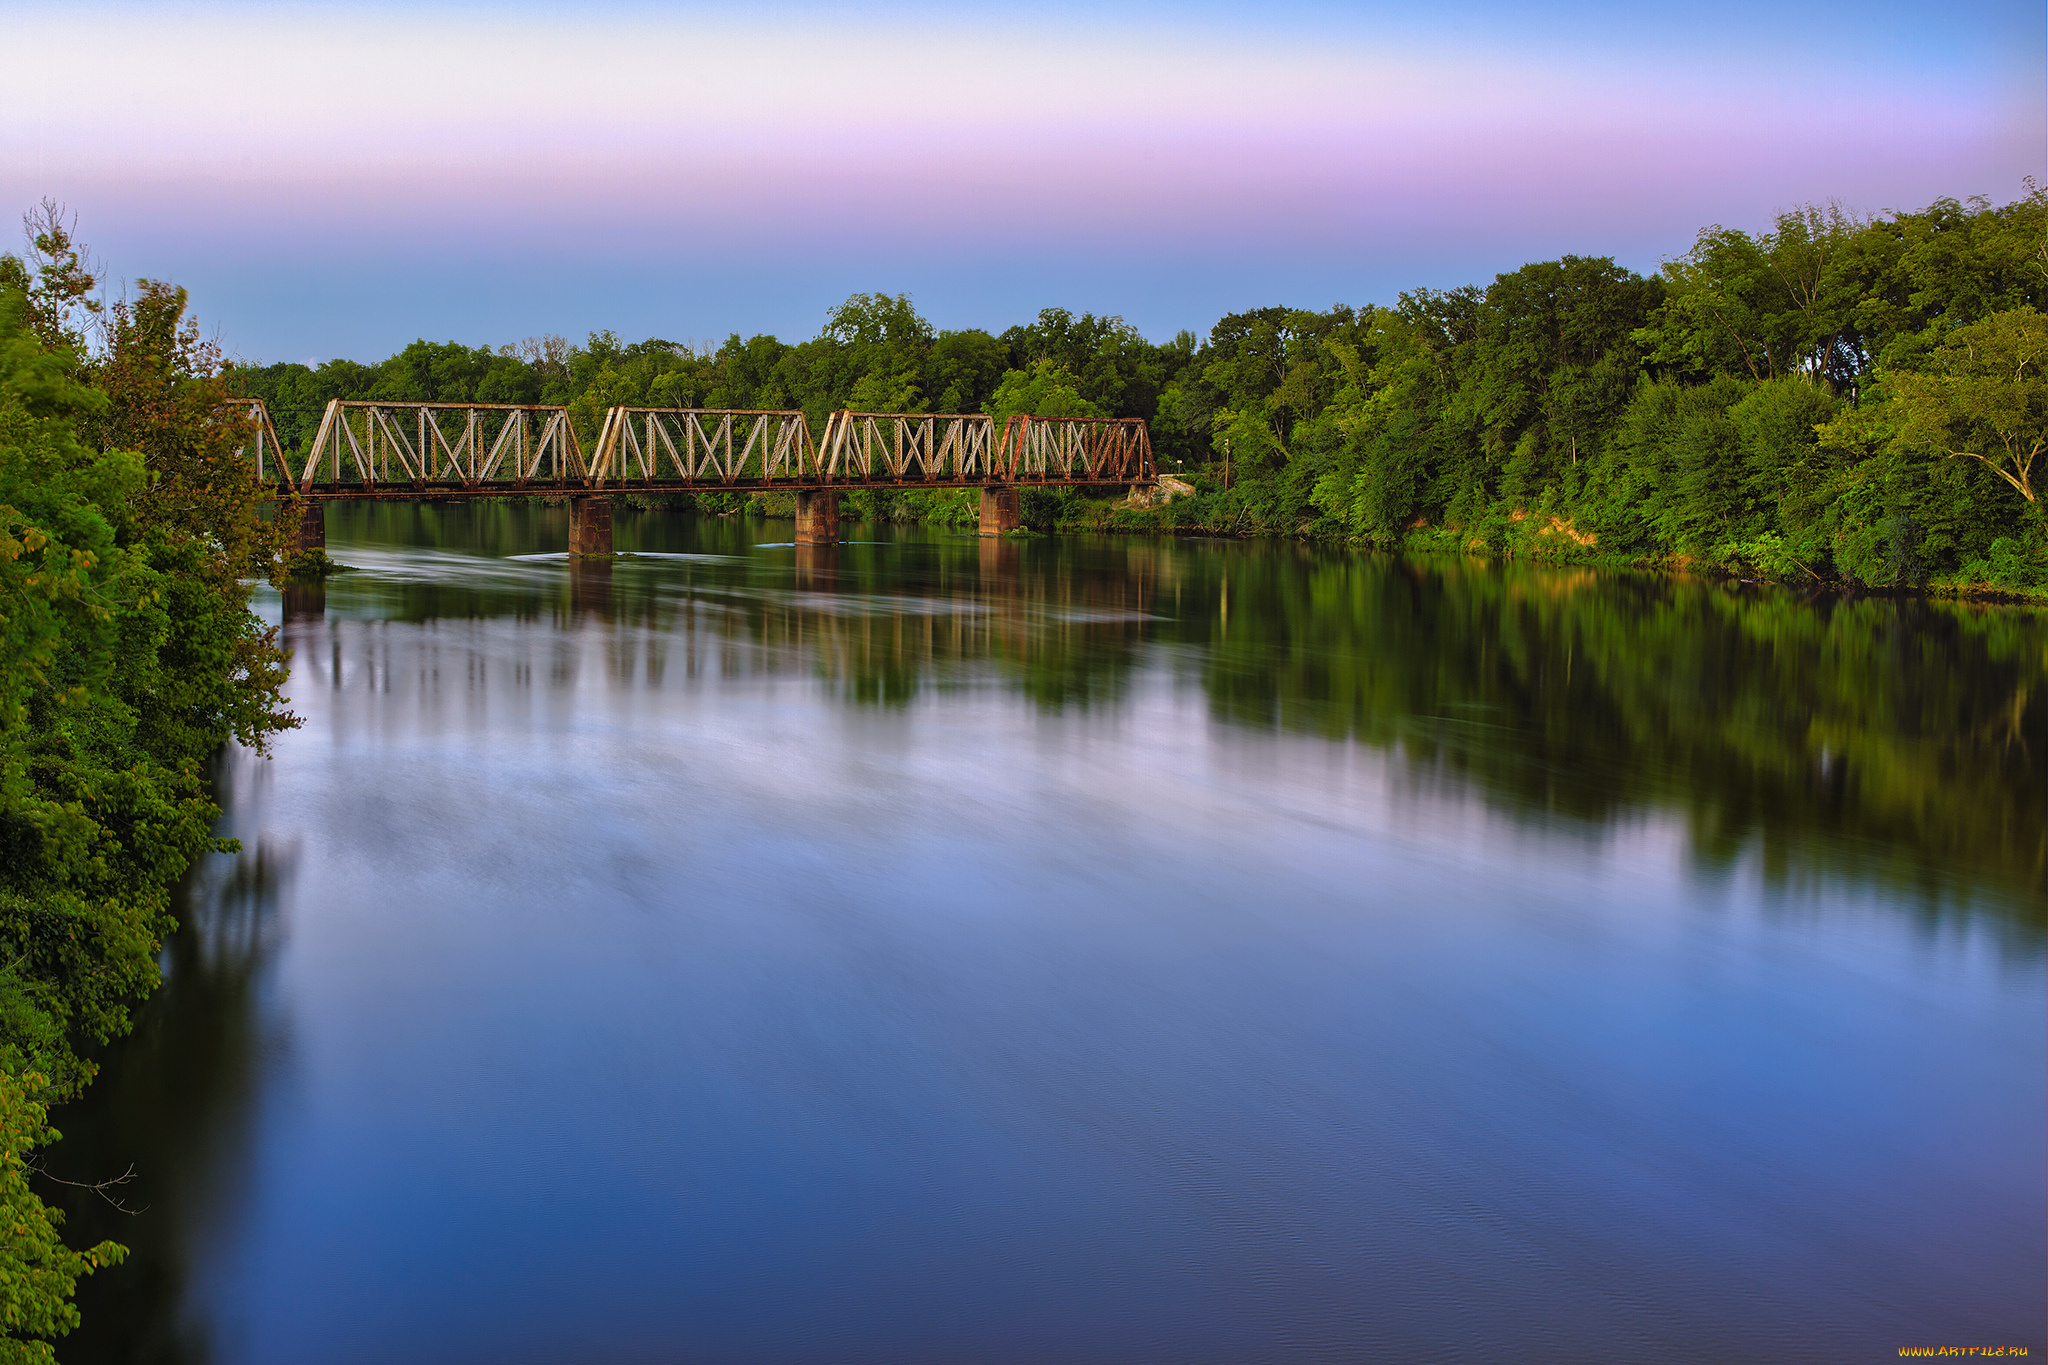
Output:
[978, 485, 1020, 537]
[569, 496, 613, 557]
[796, 490, 839, 546]
[293, 501, 326, 559]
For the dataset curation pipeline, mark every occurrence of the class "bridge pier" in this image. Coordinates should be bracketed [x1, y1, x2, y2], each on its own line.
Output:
[293, 501, 326, 559]
[978, 485, 1020, 537]
[796, 490, 839, 546]
[569, 496, 613, 557]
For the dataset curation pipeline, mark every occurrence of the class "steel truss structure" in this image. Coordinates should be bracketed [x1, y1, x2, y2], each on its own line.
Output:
[994, 414, 1151, 483]
[812, 412, 1151, 485]
[261, 401, 1152, 496]
[592, 409, 818, 485]
[294, 401, 587, 492]
[222, 399, 287, 481]
[813, 412, 991, 483]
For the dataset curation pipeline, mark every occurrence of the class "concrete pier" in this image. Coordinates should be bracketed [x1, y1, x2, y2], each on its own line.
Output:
[978, 485, 1020, 537]
[569, 496, 613, 557]
[796, 490, 839, 546]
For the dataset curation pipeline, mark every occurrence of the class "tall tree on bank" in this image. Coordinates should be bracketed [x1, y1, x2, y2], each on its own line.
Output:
[1886, 306, 2046, 504]
[0, 207, 300, 1358]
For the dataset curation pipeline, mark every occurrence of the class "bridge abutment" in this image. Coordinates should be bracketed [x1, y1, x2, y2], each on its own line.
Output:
[569, 496, 613, 557]
[796, 490, 839, 546]
[978, 486, 1020, 537]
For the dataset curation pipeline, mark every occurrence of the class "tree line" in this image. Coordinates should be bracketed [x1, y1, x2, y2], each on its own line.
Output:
[0, 207, 297, 1357]
[232, 187, 2048, 594]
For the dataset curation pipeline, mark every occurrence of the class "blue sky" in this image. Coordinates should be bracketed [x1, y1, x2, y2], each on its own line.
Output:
[2, 0, 2039, 363]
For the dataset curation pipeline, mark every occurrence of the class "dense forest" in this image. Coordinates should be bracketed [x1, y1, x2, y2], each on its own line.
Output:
[0, 212, 297, 1357]
[231, 189, 2048, 594]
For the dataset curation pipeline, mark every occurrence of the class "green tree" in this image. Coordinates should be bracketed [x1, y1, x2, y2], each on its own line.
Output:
[1637, 203, 1873, 388]
[0, 208, 304, 1353]
[0, 203, 100, 359]
[984, 361, 1103, 423]
[0, 291, 201, 1355]
[923, 330, 1008, 413]
[1885, 307, 2046, 504]
[0, 1071, 125, 1363]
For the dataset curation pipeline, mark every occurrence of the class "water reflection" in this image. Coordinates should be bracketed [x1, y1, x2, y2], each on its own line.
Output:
[567, 558, 612, 618]
[1194, 555, 2047, 923]
[793, 542, 838, 589]
[47, 750, 291, 1365]
[279, 580, 323, 622]
[46, 502, 2046, 1364]
[303, 502, 2044, 918]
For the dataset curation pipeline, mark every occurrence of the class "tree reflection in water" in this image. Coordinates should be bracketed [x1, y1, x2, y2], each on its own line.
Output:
[1188, 553, 2045, 925]
[281, 499, 2048, 920]
[44, 747, 294, 1365]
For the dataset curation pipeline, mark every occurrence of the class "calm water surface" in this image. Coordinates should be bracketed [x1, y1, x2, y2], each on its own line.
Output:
[51, 503, 2047, 1364]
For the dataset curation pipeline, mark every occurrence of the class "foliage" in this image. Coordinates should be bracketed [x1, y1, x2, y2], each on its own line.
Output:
[1884, 306, 2046, 505]
[985, 360, 1104, 425]
[0, 206, 299, 1354]
[0, 1071, 124, 1362]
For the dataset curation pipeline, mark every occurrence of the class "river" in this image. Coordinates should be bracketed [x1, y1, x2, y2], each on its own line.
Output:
[47, 502, 2047, 1363]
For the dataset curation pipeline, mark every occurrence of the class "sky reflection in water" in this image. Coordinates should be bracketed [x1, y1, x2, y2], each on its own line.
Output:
[50, 502, 2047, 1365]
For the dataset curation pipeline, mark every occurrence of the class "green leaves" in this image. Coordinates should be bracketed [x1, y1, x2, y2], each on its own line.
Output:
[0, 1070, 125, 1362]
[983, 361, 1103, 425]
[1886, 306, 2047, 504]
[0, 226, 305, 1349]
[1636, 204, 1875, 386]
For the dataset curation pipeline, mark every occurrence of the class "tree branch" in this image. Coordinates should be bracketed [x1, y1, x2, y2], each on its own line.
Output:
[26, 1159, 147, 1215]
[1948, 447, 2037, 501]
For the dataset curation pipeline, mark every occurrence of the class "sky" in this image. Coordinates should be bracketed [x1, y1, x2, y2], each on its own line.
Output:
[2, 0, 2041, 364]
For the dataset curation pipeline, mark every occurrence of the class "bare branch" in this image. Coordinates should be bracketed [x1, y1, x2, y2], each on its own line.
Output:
[26, 1159, 147, 1215]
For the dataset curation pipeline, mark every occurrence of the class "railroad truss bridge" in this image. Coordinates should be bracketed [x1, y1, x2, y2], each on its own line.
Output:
[233, 399, 1155, 557]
